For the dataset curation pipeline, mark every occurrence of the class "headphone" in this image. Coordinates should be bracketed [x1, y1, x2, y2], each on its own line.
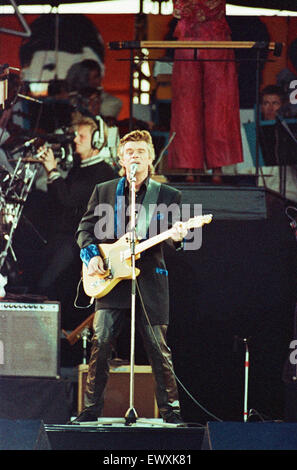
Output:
[91, 115, 106, 150]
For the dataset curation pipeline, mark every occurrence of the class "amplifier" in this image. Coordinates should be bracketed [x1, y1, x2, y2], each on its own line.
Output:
[0, 301, 60, 378]
[78, 363, 158, 418]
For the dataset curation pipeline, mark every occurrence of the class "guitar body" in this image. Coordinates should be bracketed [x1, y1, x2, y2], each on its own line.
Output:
[82, 233, 141, 299]
[82, 214, 213, 299]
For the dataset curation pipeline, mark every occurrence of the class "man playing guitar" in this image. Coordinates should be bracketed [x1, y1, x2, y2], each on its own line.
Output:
[73, 129, 203, 425]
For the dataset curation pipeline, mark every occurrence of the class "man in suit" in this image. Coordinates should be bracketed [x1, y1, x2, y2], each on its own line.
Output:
[73, 129, 188, 424]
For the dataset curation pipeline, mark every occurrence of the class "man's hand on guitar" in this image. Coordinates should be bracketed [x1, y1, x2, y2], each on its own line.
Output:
[170, 221, 188, 242]
[87, 256, 107, 276]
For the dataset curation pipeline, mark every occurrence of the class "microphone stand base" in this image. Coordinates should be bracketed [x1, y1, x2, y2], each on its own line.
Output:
[125, 407, 138, 426]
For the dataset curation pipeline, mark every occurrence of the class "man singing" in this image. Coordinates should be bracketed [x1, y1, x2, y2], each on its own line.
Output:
[73, 130, 188, 424]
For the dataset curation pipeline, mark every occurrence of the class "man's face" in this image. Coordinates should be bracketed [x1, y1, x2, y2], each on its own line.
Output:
[88, 69, 102, 89]
[261, 94, 282, 120]
[87, 92, 102, 116]
[73, 124, 93, 159]
[120, 140, 152, 179]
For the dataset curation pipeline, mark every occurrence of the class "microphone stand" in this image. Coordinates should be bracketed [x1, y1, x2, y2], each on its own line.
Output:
[125, 167, 138, 425]
[275, 115, 297, 199]
[243, 338, 250, 423]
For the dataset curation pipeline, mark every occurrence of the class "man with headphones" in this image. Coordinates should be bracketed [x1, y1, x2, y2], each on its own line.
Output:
[37, 115, 116, 329]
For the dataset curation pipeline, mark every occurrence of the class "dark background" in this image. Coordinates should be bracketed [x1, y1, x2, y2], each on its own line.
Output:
[165, 208, 297, 424]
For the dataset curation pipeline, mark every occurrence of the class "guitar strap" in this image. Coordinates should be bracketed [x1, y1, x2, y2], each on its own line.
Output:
[115, 177, 125, 238]
[115, 177, 161, 239]
[136, 178, 161, 239]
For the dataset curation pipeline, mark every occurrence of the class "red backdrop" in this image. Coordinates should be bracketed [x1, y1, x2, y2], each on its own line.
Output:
[0, 14, 136, 119]
[1, 14, 297, 116]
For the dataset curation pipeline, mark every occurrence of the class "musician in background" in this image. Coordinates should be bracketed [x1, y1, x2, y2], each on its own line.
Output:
[66, 59, 123, 120]
[260, 85, 286, 121]
[168, 0, 243, 182]
[259, 84, 297, 203]
[72, 129, 187, 424]
[36, 115, 116, 328]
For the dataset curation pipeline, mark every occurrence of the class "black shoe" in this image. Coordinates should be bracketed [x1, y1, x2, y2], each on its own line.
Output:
[163, 411, 186, 426]
[68, 409, 98, 425]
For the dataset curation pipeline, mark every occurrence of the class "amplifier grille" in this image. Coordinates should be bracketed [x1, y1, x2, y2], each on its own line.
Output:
[0, 302, 60, 378]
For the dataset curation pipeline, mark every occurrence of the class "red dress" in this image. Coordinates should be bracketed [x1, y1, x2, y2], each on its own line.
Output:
[168, 0, 243, 170]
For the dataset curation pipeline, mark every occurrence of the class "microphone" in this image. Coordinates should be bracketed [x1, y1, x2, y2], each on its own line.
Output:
[130, 163, 138, 178]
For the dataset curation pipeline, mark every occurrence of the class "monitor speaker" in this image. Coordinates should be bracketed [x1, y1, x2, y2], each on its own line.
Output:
[0, 418, 42, 450]
[202, 422, 297, 450]
[0, 301, 60, 378]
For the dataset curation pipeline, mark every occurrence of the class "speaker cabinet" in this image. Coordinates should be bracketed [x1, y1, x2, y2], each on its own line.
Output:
[0, 301, 60, 378]
[203, 422, 297, 450]
[78, 363, 158, 418]
[0, 418, 42, 450]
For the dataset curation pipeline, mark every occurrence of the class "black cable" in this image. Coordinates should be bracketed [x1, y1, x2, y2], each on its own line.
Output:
[74, 277, 94, 309]
[135, 278, 223, 423]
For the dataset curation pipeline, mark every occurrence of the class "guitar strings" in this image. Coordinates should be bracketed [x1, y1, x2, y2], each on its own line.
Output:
[136, 278, 223, 423]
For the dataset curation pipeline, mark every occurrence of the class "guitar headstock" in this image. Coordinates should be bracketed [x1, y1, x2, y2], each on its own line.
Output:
[185, 214, 213, 230]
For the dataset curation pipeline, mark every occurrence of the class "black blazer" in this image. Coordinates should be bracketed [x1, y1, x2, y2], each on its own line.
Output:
[76, 178, 182, 325]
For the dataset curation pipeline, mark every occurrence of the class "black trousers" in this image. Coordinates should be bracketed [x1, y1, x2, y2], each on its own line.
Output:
[84, 308, 180, 418]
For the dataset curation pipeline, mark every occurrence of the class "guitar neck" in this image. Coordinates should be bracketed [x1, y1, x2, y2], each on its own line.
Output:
[123, 227, 174, 260]
[122, 215, 212, 259]
[136, 228, 174, 255]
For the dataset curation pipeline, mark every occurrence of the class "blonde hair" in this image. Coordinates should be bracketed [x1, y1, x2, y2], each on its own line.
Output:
[71, 112, 98, 133]
[71, 112, 107, 148]
[117, 130, 155, 176]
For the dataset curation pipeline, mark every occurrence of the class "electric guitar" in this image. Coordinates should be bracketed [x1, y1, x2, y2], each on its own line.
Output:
[82, 214, 213, 299]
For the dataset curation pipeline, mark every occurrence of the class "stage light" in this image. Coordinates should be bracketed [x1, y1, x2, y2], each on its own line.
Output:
[1, 2, 297, 16]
